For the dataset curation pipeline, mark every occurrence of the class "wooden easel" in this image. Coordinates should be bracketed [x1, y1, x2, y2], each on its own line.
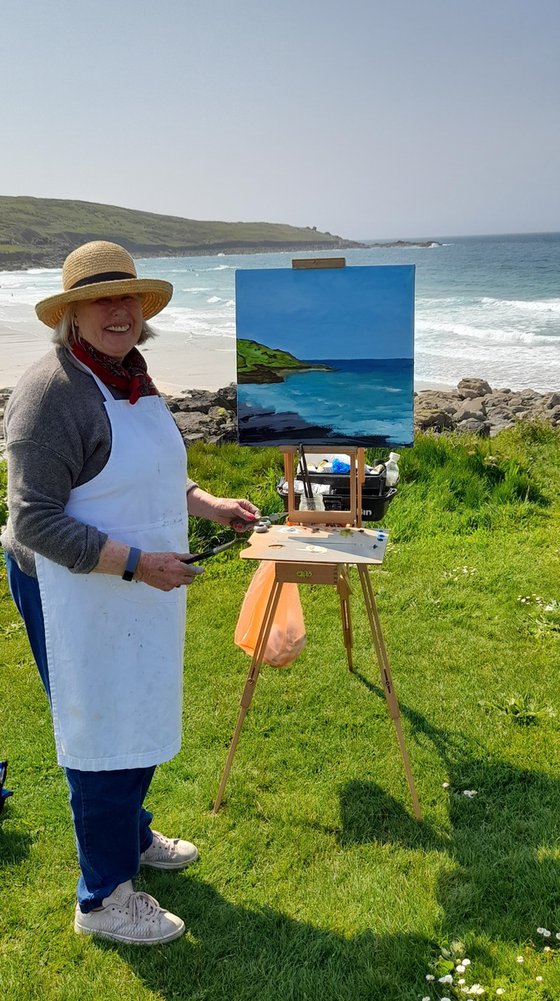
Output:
[213, 444, 422, 819]
[214, 255, 421, 818]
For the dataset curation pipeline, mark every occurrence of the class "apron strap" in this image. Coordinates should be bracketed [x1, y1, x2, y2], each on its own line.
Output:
[72, 358, 114, 403]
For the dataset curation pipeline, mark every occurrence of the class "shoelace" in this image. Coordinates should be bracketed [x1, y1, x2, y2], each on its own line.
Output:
[127, 891, 161, 922]
[148, 832, 181, 856]
[153, 834, 177, 852]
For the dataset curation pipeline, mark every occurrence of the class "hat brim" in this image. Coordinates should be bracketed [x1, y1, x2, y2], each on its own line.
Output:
[35, 278, 173, 328]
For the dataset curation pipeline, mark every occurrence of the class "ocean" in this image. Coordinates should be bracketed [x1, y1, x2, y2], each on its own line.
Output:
[0, 232, 558, 393]
[238, 359, 414, 448]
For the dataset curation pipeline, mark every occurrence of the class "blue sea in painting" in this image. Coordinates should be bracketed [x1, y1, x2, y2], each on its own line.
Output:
[237, 357, 414, 447]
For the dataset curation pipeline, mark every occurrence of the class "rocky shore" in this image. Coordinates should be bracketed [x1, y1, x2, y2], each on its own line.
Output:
[1, 378, 559, 458]
[414, 377, 560, 437]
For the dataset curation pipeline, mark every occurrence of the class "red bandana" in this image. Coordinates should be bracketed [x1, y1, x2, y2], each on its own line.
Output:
[71, 338, 159, 405]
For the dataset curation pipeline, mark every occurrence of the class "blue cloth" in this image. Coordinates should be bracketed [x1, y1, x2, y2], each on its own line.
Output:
[3, 552, 156, 911]
[332, 458, 351, 474]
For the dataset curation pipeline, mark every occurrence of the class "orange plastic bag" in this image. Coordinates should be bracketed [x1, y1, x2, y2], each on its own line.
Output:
[234, 562, 306, 668]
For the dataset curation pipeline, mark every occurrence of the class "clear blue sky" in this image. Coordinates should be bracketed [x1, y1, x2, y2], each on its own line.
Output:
[1, 0, 559, 239]
[236, 266, 414, 358]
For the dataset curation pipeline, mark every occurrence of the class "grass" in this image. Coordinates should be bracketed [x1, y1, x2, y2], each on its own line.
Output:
[1, 423, 560, 1000]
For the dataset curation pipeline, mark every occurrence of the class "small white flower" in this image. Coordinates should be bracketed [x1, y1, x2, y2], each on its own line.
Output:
[537, 927, 546, 934]
[496, 991, 505, 997]
[462, 958, 471, 966]
[517, 955, 524, 962]
[443, 781, 450, 788]
[459, 978, 466, 984]
[422, 997, 430, 1001]
[456, 964, 466, 973]
[425, 973, 435, 981]
[469, 987, 485, 996]
[544, 945, 551, 952]
[556, 932, 560, 940]
[439, 973, 453, 984]
[543, 929, 551, 937]
[536, 975, 543, 981]
[463, 790, 478, 798]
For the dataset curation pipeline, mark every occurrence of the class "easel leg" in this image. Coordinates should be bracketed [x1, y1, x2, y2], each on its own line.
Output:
[357, 565, 422, 820]
[213, 576, 284, 814]
[337, 566, 353, 671]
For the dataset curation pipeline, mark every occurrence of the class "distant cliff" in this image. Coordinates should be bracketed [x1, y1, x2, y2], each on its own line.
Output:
[0, 196, 364, 270]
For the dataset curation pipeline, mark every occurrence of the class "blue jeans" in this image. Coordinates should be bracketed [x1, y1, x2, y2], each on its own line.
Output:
[4, 552, 156, 912]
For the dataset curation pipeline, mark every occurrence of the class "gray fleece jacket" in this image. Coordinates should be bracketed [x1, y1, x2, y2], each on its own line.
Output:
[1, 346, 195, 577]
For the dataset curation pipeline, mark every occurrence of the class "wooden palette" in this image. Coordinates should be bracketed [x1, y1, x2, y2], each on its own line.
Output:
[240, 524, 389, 565]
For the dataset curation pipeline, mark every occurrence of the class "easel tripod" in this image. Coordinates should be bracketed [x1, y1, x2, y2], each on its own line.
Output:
[212, 446, 422, 820]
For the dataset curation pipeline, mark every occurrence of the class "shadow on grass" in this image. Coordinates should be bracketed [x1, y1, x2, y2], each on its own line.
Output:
[402, 701, 560, 942]
[339, 779, 443, 850]
[346, 678, 560, 944]
[0, 817, 32, 868]
[98, 876, 438, 1001]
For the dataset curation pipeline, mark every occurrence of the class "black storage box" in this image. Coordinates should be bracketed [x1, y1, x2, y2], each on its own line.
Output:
[277, 471, 397, 522]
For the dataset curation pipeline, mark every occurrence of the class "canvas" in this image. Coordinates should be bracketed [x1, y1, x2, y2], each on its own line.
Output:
[236, 264, 415, 448]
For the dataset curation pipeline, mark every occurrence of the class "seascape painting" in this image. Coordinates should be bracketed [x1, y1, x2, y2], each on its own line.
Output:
[236, 264, 415, 448]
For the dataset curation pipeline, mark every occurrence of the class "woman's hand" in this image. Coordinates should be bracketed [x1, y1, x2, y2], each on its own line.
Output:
[95, 539, 204, 591]
[135, 552, 204, 591]
[187, 487, 260, 531]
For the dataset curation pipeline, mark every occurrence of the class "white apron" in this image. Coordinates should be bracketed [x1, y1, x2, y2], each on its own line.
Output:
[36, 371, 188, 771]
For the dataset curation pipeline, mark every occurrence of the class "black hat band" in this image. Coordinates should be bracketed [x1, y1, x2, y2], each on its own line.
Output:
[69, 271, 136, 290]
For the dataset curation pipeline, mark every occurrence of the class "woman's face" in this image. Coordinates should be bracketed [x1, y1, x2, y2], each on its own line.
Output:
[73, 294, 143, 360]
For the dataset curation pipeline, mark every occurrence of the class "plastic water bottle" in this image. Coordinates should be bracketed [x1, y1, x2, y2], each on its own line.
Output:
[384, 452, 400, 487]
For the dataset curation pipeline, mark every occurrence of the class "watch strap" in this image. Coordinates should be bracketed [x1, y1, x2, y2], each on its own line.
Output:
[122, 547, 142, 582]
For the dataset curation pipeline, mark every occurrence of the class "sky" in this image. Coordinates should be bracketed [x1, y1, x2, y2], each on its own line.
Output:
[236, 266, 414, 358]
[1, 0, 559, 240]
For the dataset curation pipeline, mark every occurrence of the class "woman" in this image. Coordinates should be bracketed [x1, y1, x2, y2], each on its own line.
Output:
[1, 241, 258, 945]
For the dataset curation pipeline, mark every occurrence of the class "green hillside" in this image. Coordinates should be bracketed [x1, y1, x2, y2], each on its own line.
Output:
[237, 338, 333, 383]
[0, 196, 363, 270]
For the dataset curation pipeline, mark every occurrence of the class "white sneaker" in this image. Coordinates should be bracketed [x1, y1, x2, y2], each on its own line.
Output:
[140, 830, 199, 870]
[74, 880, 185, 944]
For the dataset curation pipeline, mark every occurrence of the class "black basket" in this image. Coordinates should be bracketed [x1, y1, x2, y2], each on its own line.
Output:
[277, 473, 397, 522]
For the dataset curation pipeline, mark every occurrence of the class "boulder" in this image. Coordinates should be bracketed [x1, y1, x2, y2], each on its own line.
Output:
[414, 404, 455, 432]
[455, 397, 487, 421]
[489, 419, 515, 438]
[456, 418, 490, 437]
[457, 377, 492, 399]
[485, 392, 513, 406]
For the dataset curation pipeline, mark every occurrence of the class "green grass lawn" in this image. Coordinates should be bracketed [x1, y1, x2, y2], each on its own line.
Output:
[1, 425, 560, 1001]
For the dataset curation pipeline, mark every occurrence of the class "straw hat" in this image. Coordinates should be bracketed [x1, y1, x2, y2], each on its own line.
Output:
[35, 241, 173, 328]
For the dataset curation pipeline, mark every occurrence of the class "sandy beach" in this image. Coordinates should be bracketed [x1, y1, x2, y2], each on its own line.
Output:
[0, 307, 238, 395]
[0, 310, 452, 396]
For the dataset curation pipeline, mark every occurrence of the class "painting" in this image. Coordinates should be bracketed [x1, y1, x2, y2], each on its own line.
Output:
[236, 264, 415, 448]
